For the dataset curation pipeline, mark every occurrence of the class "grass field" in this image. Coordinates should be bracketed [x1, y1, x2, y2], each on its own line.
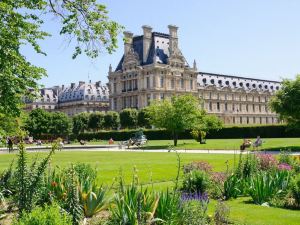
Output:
[140, 138, 300, 151]
[0, 150, 299, 224]
[6, 138, 299, 151]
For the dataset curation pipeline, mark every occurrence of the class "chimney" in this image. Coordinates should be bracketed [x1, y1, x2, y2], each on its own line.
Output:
[71, 83, 75, 89]
[142, 25, 152, 63]
[62, 85, 65, 90]
[95, 81, 101, 87]
[168, 25, 178, 55]
[124, 31, 133, 56]
[79, 81, 85, 86]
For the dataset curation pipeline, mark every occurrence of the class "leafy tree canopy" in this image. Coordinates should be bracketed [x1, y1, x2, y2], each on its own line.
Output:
[120, 108, 138, 129]
[270, 75, 300, 128]
[88, 112, 105, 131]
[72, 112, 89, 135]
[0, 0, 123, 119]
[25, 108, 71, 138]
[146, 94, 204, 146]
[104, 111, 120, 130]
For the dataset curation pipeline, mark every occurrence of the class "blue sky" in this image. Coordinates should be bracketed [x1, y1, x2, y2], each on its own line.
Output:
[22, 0, 300, 87]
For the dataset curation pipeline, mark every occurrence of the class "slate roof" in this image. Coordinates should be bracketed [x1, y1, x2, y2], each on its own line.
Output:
[115, 32, 171, 71]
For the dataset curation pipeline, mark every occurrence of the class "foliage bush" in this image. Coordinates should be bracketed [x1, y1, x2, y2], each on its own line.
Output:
[154, 190, 179, 225]
[291, 174, 300, 207]
[214, 200, 230, 225]
[223, 173, 241, 200]
[15, 142, 56, 214]
[256, 153, 278, 171]
[248, 170, 290, 205]
[119, 108, 138, 129]
[13, 204, 72, 225]
[108, 183, 160, 225]
[183, 161, 213, 174]
[182, 170, 210, 194]
[72, 124, 300, 142]
[179, 192, 210, 225]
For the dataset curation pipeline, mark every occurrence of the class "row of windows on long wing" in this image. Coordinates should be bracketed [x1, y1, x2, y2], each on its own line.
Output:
[198, 77, 280, 92]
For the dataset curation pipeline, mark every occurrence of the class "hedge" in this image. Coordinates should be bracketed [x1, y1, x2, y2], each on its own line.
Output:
[72, 125, 299, 141]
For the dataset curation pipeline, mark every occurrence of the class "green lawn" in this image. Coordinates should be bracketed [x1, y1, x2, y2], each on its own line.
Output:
[0, 151, 237, 184]
[140, 138, 300, 151]
[5, 138, 299, 151]
[0, 151, 299, 224]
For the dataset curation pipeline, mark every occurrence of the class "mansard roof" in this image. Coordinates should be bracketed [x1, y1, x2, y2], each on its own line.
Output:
[58, 81, 109, 103]
[115, 32, 187, 71]
[198, 72, 281, 93]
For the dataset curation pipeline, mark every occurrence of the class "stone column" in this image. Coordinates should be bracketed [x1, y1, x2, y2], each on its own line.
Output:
[124, 31, 133, 56]
[142, 25, 152, 63]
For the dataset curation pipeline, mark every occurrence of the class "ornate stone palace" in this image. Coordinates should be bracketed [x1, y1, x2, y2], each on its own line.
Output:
[108, 25, 281, 125]
[25, 81, 109, 116]
[108, 25, 198, 111]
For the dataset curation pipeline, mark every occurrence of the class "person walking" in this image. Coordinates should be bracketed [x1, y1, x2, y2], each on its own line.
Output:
[7, 138, 13, 153]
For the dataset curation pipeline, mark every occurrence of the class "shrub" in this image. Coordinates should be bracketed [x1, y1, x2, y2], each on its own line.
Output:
[291, 174, 300, 207]
[214, 200, 230, 225]
[179, 192, 210, 225]
[235, 153, 258, 179]
[256, 153, 278, 171]
[223, 174, 241, 200]
[108, 184, 160, 225]
[279, 149, 294, 165]
[183, 161, 213, 174]
[210, 172, 227, 199]
[248, 170, 290, 205]
[154, 190, 180, 225]
[13, 204, 72, 225]
[15, 142, 56, 215]
[182, 170, 210, 194]
[120, 108, 138, 129]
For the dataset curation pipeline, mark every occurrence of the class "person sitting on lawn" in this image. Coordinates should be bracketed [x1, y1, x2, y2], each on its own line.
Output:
[253, 136, 262, 150]
[79, 140, 86, 145]
[240, 139, 252, 150]
[109, 138, 114, 145]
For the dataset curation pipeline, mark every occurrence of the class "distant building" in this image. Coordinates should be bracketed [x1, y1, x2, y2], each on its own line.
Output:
[198, 72, 281, 125]
[57, 81, 109, 116]
[108, 25, 198, 111]
[24, 88, 58, 111]
[108, 25, 281, 125]
[25, 81, 109, 116]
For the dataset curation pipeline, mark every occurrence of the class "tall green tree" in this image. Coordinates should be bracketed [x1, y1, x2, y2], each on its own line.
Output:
[119, 108, 138, 129]
[72, 113, 89, 135]
[88, 112, 105, 131]
[25, 108, 51, 138]
[104, 111, 120, 130]
[25, 109, 71, 138]
[146, 94, 204, 146]
[0, 0, 123, 119]
[191, 114, 223, 144]
[270, 75, 300, 128]
[49, 112, 72, 138]
[137, 108, 151, 128]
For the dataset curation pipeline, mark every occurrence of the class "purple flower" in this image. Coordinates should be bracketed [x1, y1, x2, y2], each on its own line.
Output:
[181, 192, 209, 203]
[278, 163, 292, 171]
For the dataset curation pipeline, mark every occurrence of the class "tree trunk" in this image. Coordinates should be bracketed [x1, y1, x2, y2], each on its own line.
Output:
[173, 131, 178, 146]
[199, 134, 203, 144]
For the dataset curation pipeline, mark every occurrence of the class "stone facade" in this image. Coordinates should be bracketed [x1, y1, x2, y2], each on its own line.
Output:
[25, 81, 109, 116]
[108, 25, 281, 125]
[25, 88, 58, 111]
[198, 72, 281, 125]
[108, 25, 198, 111]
